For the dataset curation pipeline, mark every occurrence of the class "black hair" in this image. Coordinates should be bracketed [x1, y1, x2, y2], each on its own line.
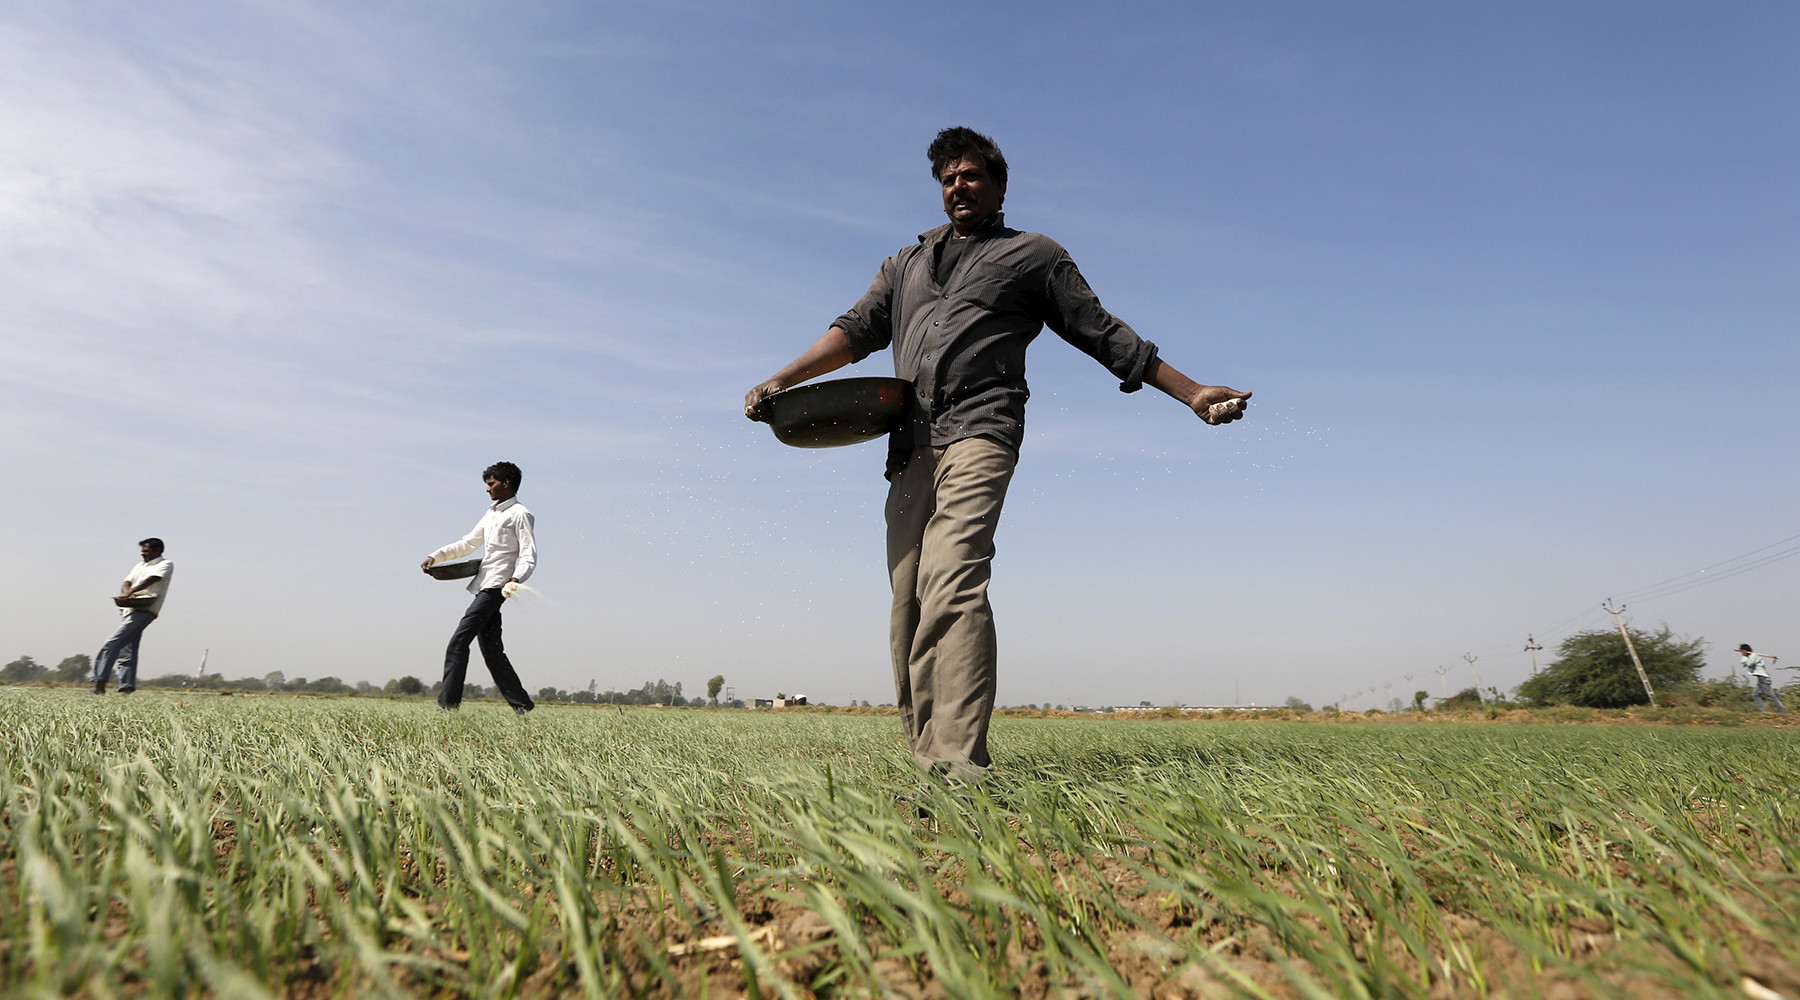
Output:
[139, 537, 164, 552]
[483, 462, 522, 488]
[928, 126, 1008, 191]
[1739, 643, 1754, 652]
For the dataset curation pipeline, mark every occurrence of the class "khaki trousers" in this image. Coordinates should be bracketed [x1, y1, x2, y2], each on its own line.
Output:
[885, 436, 1018, 780]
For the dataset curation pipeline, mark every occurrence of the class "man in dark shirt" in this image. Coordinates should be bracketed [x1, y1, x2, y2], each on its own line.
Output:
[746, 127, 1249, 781]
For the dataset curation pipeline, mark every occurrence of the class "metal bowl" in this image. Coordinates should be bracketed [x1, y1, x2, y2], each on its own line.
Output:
[764, 376, 911, 448]
[426, 559, 481, 581]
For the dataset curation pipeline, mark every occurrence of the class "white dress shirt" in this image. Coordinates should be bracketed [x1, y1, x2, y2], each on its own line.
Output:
[428, 497, 536, 594]
[122, 557, 174, 616]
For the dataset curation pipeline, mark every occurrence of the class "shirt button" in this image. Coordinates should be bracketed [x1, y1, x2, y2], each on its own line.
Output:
[925, 354, 933, 361]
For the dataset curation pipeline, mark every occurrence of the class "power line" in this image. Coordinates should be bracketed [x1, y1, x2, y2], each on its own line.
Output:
[1335, 529, 1798, 707]
[1528, 605, 1609, 650]
[1483, 532, 1799, 662]
[1616, 544, 1800, 604]
[1612, 533, 1800, 603]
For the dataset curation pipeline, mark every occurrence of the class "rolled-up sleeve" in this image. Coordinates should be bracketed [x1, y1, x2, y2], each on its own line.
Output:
[511, 511, 536, 583]
[1041, 256, 1159, 393]
[832, 254, 901, 363]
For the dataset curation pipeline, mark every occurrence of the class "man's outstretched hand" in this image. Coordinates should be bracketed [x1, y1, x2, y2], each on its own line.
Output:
[745, 327, 857, 424]
[1191, 386, 1251, 425]
[1144, 359, 1249, 426]
[744, 379, 784, 423]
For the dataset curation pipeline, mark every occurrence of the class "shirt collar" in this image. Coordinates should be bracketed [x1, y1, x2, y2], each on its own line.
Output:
[919, 211, 1006, 244]
[491, 496, 518, 512]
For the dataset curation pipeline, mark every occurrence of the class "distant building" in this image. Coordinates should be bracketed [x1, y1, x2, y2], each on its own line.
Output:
[756, 695, 808, 709]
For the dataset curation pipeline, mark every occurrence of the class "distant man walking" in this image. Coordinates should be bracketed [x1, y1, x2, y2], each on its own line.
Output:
[1738, 643, 1786, 714]
[746, 127, 1249, 781]
[422, 462, 537, 714]
[93, 537, 173, 694]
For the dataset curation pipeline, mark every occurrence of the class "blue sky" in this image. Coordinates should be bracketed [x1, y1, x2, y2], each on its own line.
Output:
[3, 2, 1795, 707]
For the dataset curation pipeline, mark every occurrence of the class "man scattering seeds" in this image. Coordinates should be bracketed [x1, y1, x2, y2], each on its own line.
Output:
[92, 537, 173, 695]
[746, 127, 1250, 781]
[421, 462, 538, 715]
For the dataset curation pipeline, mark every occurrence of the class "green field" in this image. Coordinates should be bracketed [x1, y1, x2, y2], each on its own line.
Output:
[2, 689, 1796, 998]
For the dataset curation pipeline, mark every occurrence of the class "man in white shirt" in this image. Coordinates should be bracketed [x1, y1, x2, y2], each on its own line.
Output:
[1738, 643, 1787, 714]
[93, 537, 173, 695]
[421, 462, 537, 713]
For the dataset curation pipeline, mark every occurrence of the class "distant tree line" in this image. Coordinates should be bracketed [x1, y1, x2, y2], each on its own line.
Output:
[2, 656, 743, 707]
[1, 654, 93, 684]
[0, 657, 395, 694]
[29, 628, 1770, 713]
[138, 670, 421, 695]
[534, 678, 743, 708]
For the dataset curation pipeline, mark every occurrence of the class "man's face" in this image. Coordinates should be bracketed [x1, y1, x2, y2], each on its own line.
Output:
[485, 476, 516, 502]
[940, 154, 1003, 235]
[140, 543, 161, 562]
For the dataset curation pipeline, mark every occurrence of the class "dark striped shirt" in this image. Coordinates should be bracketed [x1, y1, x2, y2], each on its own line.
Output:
[833, 213, 1160, 477]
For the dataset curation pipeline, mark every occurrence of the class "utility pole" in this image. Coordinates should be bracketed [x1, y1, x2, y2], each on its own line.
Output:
[1602, 599, 1656, 703]
[1524, 635, 1543, 676]
[1464, 653, 1482, 703]
[1383, 681, 1393, 712]
[194, 649, 209, 679]
[1434, 665, 1448, 700]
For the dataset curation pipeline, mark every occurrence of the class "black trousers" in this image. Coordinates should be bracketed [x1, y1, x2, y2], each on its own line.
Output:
[440, 587, 534, 711]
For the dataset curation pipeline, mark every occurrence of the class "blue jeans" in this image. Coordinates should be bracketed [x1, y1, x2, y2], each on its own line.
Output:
[94, 611, 157, 691]
[439, 588, 534, 711]
[1752, 676, 1788, 713]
